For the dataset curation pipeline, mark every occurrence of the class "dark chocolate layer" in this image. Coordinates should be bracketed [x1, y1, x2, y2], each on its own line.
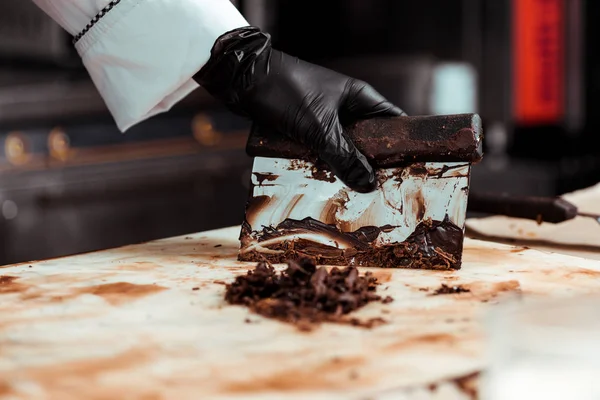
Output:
[246, 114, 483, 167]
[238, 216, 464, 270]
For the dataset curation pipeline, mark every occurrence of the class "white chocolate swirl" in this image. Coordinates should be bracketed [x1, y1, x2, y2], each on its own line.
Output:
[244, 157, 470, 249]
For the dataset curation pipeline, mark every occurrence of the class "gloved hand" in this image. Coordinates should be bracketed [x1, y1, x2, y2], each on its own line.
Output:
[194, 26, 406, 193]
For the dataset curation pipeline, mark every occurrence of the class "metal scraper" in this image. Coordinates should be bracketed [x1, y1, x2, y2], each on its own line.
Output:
[238, 114, 484, 270]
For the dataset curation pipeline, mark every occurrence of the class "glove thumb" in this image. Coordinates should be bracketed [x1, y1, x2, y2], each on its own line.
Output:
[317, 118, 376, 193]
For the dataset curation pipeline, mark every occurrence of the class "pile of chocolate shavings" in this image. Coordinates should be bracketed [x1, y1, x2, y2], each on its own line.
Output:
[224, 257, 393, 331]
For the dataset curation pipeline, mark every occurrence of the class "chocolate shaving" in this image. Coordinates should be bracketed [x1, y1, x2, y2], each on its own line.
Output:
[225, 258, 392, 330]
[433, 283, 470, 295]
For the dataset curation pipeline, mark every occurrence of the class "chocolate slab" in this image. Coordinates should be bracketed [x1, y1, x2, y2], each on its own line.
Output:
[246, 114, 483, 167]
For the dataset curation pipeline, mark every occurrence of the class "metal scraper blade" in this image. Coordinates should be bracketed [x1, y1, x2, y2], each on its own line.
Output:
[238, 156, 471, 270]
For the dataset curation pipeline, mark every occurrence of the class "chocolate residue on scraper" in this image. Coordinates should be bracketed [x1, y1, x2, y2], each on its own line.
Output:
[408, 162, 428, 177]
[253, 172, 279, 186]
[286, 158, 336, 183]
[310, 162, 336, 183]
[239, 216, 464, 270]
[243, 195, 271, 228]
[225, 258, 391, 330]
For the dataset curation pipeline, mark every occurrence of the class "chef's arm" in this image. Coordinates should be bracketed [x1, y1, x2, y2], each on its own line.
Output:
[31, 0, 248, 132]
[31, 0, 405, 193]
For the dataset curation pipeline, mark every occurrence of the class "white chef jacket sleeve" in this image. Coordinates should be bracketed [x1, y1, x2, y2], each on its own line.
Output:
[30, 0, 249, 132]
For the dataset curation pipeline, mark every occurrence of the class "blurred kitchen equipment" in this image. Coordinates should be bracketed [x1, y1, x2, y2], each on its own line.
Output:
[0, 111, 252, 265]
[322, 56, 436, 116]
[468, 192, 600, 225]
[322, 56, 478, 117]
[0, 0, 73, 62]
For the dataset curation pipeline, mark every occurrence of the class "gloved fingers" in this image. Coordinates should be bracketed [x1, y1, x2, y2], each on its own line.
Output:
[247, 120, 376, 193]
[342, 80, 407, 122]
[317, 118, 376, 193]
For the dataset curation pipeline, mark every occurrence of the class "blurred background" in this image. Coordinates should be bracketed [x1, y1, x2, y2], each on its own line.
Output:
[0, 0, 598, 264]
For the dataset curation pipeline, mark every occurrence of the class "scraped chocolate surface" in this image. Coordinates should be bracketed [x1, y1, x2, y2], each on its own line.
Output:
[239, 216, 464, 270]
[225, 258, 391, 330]
[242, 114, 478, 271]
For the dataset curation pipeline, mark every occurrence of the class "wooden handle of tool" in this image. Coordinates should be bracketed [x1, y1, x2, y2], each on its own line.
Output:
[246, 113, 484, 168]
[467, 192, 579, 223]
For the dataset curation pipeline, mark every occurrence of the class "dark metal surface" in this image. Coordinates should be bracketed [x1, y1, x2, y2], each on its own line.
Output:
[321, 56, 436, 116]
[0, 0, 72, 62]
[0, 112, 252, 265]
[0, 148, 252, 265]
[0, 68, 218, 128]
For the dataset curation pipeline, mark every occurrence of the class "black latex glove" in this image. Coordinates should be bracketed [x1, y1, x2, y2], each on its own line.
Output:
[194, 26, 406, 193]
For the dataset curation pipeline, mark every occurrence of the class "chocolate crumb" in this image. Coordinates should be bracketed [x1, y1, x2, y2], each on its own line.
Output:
[453, 372, 480, 399]
[224, 258, 393, 329]
[433, 283, 470, 295]
[214, 244, 222, 248]
[192, 287, 200, 291]
[349, 317, 387, 328]
[536, 213, 543, 225]
[310, 164, 336, 183]
[382, 296, 394, 304]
